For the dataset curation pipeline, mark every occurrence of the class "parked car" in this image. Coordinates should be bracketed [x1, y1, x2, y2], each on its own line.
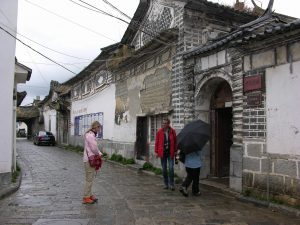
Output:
[17, 128, 27, 137]
[33, 131, 56, 146]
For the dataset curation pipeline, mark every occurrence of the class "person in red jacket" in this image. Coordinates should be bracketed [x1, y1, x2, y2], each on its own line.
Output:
[155, 118, 177, 190]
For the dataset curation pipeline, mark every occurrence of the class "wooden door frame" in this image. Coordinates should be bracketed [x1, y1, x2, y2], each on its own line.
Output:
[210, 81, 233, 177]
[135, 116, 148, 160]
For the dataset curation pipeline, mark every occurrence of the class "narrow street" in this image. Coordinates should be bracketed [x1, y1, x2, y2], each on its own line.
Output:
[0, 139, 299, 225]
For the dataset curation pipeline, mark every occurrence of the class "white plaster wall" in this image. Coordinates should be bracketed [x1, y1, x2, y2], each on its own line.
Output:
[70, 85, 115, 140]
[0, 0, 18, 173]
[266, 61, 300, 155]
[113, 115, 137, 143]
[43, 108, 57, 138]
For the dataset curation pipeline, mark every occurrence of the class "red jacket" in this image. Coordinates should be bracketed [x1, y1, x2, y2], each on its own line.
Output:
[155, 127, 177, 158]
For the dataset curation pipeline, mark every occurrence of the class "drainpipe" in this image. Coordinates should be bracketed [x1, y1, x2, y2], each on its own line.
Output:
[12, 93, 17, 172]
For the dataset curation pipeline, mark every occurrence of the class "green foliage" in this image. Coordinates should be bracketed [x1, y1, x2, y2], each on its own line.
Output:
[102, 152, 108, 158]
[142, 162, 162, 175]
[244, 189, 251, 197]
[11, 163, 21, 183]
[64, 144, 84, 153]
[153, 167, 162, 175]
[125, 158, 135, 164]
[110, 153, 135, 165]
[142, 162, 154, 170]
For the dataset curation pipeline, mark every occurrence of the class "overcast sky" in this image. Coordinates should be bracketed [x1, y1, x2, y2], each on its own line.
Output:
[15, 0, 299, 106]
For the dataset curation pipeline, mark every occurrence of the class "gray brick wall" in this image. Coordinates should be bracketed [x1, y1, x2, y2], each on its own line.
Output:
[243, 141, 300, 200]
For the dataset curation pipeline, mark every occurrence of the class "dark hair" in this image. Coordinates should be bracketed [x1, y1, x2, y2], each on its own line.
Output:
[163, 118, 170, 124]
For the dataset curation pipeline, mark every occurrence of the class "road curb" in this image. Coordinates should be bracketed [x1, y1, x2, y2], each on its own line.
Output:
[0, 169, 22, 200]
[200, 181, 300, 218]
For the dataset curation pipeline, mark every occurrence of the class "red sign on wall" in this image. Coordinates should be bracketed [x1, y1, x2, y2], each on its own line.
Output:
[246, 92, 262, 107]
[243, 74, 262, 93]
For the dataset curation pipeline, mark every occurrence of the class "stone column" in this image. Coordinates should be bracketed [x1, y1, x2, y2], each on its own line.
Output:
[230, 144, 243, 192]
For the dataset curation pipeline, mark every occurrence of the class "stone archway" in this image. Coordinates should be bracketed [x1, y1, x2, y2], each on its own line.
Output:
[195, 76, 233, 182]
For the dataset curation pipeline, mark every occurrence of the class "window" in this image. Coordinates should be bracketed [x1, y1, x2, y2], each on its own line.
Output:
[83, 80, 92, 94]
[74, 112, 104, 139]
[94, 70, 107, 88]
[150, 114, 168, 141]
[72, 85, 81, 99]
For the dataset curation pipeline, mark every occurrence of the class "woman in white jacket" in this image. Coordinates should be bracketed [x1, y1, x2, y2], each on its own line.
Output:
[82, 121, 102, 204]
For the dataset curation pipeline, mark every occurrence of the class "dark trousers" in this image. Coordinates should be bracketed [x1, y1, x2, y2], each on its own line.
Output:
[161, 155, 174, 187]
[182, 167, 200, 194]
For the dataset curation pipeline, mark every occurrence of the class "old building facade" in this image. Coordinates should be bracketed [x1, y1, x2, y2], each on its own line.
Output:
[184, 4, 300, 205]
[100, 0, 256, 167]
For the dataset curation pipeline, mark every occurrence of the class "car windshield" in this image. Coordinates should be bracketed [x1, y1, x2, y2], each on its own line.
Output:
[38, 131, 53, 136]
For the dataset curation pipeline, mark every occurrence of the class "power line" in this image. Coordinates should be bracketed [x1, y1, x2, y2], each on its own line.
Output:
[25, 47, 49, 85]
[19, 44, 170, 69]
[69, 0, 109, 15]
[0, 21, 93, 61]
[24, 0, 117, 42]
[18, 84, 49, 88]
[70, 0, 173, 46]
[101, 0, 132, 20]
[0, 25, 77, 74]
[76, 0, 130, 24]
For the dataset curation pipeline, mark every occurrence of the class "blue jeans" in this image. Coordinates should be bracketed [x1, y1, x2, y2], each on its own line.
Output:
[161, 156, 174, 187]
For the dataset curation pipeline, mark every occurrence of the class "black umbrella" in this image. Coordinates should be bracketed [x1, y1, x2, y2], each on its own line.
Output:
[177, 119, 210, 154]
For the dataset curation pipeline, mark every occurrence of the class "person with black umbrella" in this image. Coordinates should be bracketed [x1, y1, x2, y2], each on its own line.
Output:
[155, 118, 177, 190]
[179, 150, 202, 197]
[177, 119, 210, 197]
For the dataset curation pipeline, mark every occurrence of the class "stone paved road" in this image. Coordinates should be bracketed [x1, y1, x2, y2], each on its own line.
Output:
[0, 139, 299, 225]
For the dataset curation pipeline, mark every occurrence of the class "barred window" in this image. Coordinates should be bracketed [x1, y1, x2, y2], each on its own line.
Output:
[150, 114, 168, 141]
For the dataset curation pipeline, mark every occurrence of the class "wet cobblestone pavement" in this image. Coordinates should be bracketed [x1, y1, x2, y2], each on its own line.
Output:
[0, 139, 299, 225]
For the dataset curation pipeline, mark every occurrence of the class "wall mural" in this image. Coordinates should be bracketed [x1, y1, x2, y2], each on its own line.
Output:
[115, 97, 129, 125]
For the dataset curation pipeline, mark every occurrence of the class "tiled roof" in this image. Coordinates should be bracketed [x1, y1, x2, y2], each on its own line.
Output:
[121, 0, 150, 45]
[184, 13, 300, 58]
[63, 42, 120, 86]
[17, 91, 27, 107]
[232, 18, 300, 44]
[117, 28, 178, 68]
[185, 0, 256, 18]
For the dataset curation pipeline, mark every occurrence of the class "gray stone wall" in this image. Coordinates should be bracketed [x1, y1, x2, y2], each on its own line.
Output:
[242, 70, 266, 139]
[230, 145, 243, 192]
[241, 39, 300, 205]
[68, 137, 136, 161]
[243, 139, 300, 204]
[0, 172, 11, 186]
[101, 140, 135, 160]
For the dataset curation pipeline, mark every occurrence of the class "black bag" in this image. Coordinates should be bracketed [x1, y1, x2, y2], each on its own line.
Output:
[178, 150, 185, 163]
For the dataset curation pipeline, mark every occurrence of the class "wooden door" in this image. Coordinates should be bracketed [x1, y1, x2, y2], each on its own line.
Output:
[135, 117, 148, 160]
[214, 108, 232, 177]
[211, 81, 233, 177]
